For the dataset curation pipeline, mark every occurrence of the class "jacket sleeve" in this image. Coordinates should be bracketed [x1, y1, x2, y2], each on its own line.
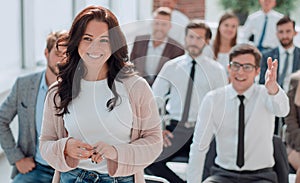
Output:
[39, 87, 79, 172]
[0, 78, 25, 165]
[107, 77, 163, 176]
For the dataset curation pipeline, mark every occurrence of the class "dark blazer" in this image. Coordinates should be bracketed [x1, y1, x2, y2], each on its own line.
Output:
[130, 34, 184, 85]
[0, 71, 43, 178]
[259, 46, 300, 84]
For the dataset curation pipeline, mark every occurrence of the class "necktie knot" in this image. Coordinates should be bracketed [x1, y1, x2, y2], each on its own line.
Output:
[237, 95, 245, 103]
[192, 60, 196, 65]
[285, 51, 289, 57]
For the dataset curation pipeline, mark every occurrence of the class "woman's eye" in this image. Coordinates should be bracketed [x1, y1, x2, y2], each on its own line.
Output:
[100, 39, 109, 43]
[83, 37, 92, 41]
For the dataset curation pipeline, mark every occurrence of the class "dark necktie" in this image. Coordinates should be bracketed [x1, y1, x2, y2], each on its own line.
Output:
[278, 51, 290, 87]
[258, 15, 268, 51]
[237, 95, 245, 168]
[181, 60, 196, 123]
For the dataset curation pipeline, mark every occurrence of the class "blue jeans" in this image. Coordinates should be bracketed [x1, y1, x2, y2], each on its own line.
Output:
[13, 162, 54, 183]
[60, 168, 134, 183]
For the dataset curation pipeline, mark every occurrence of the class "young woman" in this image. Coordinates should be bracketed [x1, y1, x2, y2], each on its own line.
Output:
[213, 13, 239, 71]
[39, 5, 162, 183]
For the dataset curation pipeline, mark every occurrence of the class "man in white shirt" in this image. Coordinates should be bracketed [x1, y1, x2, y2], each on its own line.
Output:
[242, 0, 283, 52]
[187, 43, 289, 183]
[147, 20, 227, 183]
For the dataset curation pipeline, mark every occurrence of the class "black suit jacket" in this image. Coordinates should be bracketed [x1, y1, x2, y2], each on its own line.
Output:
[259, 46, 300, 84]
[130, 34, 184, 85]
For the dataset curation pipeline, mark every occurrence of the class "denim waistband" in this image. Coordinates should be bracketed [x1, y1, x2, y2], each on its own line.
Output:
[61, 168, 134, 183]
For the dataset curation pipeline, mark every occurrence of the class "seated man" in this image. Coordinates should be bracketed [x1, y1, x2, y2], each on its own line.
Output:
[147, 20, 227, 183]
[130, 7, 184, 86]
[188, 43, 289, 183]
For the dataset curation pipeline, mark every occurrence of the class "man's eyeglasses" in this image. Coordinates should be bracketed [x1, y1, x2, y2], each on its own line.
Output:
[229, 61, 257, 72]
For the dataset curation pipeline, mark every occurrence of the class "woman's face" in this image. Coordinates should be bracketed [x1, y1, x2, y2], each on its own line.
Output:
[219, 18, 239, 41]
[78, 20, 111, 69]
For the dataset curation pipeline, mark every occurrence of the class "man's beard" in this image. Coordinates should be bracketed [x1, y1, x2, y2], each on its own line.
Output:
[280, 39, 293, 48]
[187, 45, 205, 57]
[48, 65, 58, 76]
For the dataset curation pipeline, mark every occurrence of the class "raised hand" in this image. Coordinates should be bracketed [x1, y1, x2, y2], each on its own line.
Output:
[64, 138, 94, 160]
[265, 57, 279, 95]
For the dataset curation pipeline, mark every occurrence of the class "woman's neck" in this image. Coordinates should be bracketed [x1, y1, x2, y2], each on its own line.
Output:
[219, 37, 232, 53]
[84, 63, 108, 81]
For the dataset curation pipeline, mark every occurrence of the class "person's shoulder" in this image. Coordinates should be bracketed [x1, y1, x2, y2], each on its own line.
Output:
[167, 37, 184, 49]
[167, 55, 186, 66]
[203, 56, 223, 69]
[121, 75, 149, 89]
[295, 46, 300, 52]
[262, 47, 278, 57]
[270, 10, 283, 18]
[247, 10, 263, 20]
[290, 70, 300, 81]
[17, 70, 43, 82]
[205, 85, 228, 99]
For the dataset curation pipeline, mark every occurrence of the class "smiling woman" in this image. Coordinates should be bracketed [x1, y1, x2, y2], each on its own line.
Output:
[39, 5, 162, 183]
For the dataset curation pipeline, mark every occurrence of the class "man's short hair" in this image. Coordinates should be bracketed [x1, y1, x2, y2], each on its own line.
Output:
[277, 16, 296, 30]
[229, 43, 262, 67]
[185, 19, 211, 40]
[153, 7, 172, 18]
[46, 30, 68, 52]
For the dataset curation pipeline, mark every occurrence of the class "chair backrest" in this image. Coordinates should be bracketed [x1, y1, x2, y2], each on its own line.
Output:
[144, 174, 170, 183]
[202, 136, 289, 183]
[273, 135, 289, 183]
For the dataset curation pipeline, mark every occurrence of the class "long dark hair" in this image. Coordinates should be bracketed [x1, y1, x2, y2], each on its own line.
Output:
[54, 5, 134, 116]
[213, 13, 238, 59]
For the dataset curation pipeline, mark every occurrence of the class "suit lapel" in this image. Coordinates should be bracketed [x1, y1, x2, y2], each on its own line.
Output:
[292, 47, 300, 72]
[274, 48, 280, 80]
[137, 37, 150, 77]
[28, 72, 43, 145]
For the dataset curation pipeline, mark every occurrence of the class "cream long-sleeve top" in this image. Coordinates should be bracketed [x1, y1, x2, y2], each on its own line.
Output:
[39, 75, 163, 183]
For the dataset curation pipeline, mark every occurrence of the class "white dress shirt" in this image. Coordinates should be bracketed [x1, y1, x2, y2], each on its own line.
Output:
[278, 45, 295, 92]
[145, 37, 167, 79]
[187, 84, 289, 183]
[152, 54, 227, 123]
[242, 10, 283, 48]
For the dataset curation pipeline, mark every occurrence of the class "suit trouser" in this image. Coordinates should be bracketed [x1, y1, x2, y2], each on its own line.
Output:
[146, 121, 194, 183]
[203, 165, 278, 183]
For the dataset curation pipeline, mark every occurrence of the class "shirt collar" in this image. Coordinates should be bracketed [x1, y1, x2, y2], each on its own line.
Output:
[228, 83, 255, 101]
[186, 54, 206, 65]
[148, 36, 168, 49]
[39, 71, 48, 91]
[260, 9, 274, 16]
[279, 44, 295, 55]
